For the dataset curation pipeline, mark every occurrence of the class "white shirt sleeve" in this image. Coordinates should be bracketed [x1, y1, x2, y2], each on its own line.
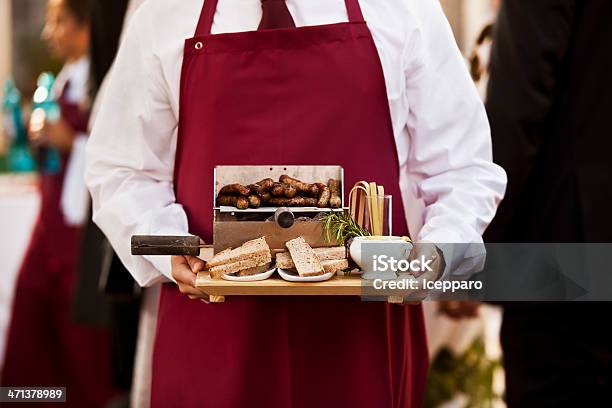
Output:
[402, 1, 507, 279]
[85, 9, 187, 287]
[61, 134, 90, 226]
[57, 57, 91, 227]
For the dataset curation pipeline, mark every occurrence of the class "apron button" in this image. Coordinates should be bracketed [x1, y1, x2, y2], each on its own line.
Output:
[195, 41, 203, 50]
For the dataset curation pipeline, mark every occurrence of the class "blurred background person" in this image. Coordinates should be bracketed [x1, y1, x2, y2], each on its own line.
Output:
[467, 0, 500, 99]
[0, 0, 118, 406]
[485, 0, 612, 406]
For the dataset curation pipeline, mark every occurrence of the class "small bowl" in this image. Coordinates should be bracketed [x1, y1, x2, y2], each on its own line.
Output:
[349, 236, 413, 280]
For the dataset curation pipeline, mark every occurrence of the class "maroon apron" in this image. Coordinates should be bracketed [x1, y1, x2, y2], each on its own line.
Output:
[152, 1, 428, 406]
[1, 82, 118, 407]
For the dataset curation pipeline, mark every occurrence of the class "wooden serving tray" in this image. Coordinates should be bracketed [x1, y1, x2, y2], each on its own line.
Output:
[195, 274, 403, 304]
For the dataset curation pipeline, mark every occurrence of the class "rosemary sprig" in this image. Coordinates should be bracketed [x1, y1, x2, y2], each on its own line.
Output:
[321, 211, 370, 244]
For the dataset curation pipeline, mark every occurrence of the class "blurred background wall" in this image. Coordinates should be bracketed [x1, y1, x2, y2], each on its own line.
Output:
[1, 0, 492, 97]
[442, 0, 497, 53]
[441, 0, 463, 48]
[7, 0, 60, 97]
[0, 0, 43, 371]
[1, 0, 12, 100]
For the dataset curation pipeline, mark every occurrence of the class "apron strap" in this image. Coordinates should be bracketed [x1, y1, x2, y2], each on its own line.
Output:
[195, 0, 219, 37]
[345, 0, 366, 23]
[195, 0, 365, 37]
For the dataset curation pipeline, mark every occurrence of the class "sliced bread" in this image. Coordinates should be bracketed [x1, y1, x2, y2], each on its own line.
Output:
[313, 246, 346, 261]
[275, 246, 345, 269]
[275, 252, 294, 269]
[285, 237, 324, 277]
[281, 259, 348, 275]
[206, 237, 270, 268]
[204, 247, 233, 268]
[209, 252, 272, 279]
[321, 259, 349, 274]
[237, 263, 272, 277]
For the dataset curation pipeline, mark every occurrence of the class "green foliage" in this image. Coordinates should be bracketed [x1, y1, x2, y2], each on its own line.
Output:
[424, 338, 502, 408]
[321, 211, 370, 244]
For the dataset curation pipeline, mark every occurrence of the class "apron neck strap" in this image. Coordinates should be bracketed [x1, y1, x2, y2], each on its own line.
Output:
[195, 0, 366, 37]
[345, 0, 365, 23]
[195, 0, 218, 37]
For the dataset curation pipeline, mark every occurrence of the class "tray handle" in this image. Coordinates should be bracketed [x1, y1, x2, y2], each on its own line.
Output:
[131, 235, 202, 256]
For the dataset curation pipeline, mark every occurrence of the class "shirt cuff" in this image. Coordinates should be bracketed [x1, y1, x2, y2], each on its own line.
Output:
[143, 227, 192, 284]
[418, 227, 469, 281]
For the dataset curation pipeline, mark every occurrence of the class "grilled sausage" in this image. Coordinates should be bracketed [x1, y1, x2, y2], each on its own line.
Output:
[257, 178, 274, 191]
[249, 178, 275, 196]
[260, 192, 272, 203]
[328, 178, 342, 208]
[248, 195, 261, 209]
[217, 195, 249, 210]
[279, 175, 319, 197]
[268, 197, 318, 207]
[271, 182, 285, 197]
[219, 183, 250, 196]
[316, 183, 330, 208]
[249, 184, 263, 196]
[271, 182, 298, 198]
[284, 184, 297, 198]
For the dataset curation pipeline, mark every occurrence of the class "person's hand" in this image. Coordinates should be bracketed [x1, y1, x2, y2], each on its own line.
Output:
[408, 241, 445, 279]
[395, 241, 445, 305]
[438, 301, 481, 320]
[28, 112, 46, 146]
[171, 254, 210, 302]
[29, 117, 75, 153]
[44, 119, 75, 153]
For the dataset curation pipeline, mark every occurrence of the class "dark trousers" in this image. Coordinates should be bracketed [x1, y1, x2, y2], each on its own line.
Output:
[502, 304, 612, 407]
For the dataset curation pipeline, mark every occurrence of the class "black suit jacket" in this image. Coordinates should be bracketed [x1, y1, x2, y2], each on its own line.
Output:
[484, 7, 612, 405]
[484, 0, 612, 243]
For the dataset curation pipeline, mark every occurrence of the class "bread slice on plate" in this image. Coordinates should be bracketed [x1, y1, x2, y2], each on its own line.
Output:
[207, 237, 271, 279]
[209, 252, 271, 279]
[321, 259, 349, 274]
[285, 237, 324, 277]
[206, 237, 269, 269]
[275, 252, 294, 270]
[313, 246, 346, 261]
[237, 263, 272, 277]
[282, 259, 348, 275]
[205, 247, 232, 268]
[275, 246, 345, 269]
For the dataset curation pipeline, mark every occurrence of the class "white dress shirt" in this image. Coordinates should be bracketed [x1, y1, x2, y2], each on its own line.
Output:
[86, 0, 507, 287]
[55, 56, 90, 227]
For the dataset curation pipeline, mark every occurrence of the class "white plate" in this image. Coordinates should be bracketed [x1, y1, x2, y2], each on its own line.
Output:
[222, 267, 276, 282]
[277, 268, 335, 282]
